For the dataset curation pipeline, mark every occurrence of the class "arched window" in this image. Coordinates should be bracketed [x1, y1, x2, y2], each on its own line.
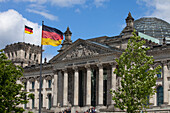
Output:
[48, 80, 52, 88]
[32, 81, 35, 89]
[34, 54, 36, 60]
[25, 52, 27, 58]
[157, 69, 162, 78]
[157, 86, 163, 106]
[29, 53, 31, 59]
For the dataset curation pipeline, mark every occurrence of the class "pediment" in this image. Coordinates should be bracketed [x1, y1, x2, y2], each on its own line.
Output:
[50, 39, 121, 63]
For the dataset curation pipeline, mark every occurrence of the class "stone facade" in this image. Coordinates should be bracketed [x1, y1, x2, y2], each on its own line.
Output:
[4, 13, 170, 113]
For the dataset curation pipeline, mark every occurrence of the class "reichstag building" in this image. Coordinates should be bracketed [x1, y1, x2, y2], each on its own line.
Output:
[4, 13, 170, 113]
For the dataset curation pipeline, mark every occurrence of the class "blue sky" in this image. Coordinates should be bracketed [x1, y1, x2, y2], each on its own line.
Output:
[0, 0, 170, 61]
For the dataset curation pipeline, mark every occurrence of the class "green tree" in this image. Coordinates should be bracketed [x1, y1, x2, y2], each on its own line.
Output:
[111, 31, 161, 113]
[0, 50, 28, 113]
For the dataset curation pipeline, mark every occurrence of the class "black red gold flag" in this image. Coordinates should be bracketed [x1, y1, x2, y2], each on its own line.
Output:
[25, 25, 33, 34]
[41, 25, 63, 46]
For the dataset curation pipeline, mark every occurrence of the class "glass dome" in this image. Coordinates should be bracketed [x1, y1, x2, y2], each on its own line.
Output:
[134, 17, 170, 40]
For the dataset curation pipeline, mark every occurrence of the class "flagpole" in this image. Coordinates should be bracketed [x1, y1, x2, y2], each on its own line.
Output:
[39, 21, 44, 113]
[23, 25, 25, 43]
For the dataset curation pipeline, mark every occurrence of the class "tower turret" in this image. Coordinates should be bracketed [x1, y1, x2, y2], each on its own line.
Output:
[126, 12, 134, 28]
[121, 12, 134, 35]
[58, 27, 72, 52]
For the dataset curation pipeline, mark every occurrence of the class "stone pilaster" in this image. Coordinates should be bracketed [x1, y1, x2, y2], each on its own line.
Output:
[97, 63, 103, 105]
[110, 63, 116, 105]
[27, 80, 30, 108]
[63, 69, 68, 106]
[73, 67, 79, 106]
[53, 72, 58, 107]
[42, 78, 47, 108]
[162, 61, 168, 104]
[107, 66, 111, 105]
[34, 79, 39, 109]
[85, 64, 91, 106]
[154, 92, 157, 106]
[168, 89, 170, 105]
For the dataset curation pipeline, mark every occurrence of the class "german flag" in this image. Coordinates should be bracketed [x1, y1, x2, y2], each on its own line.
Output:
[41, 25, 63, 46]
[25, 25, 33, 34]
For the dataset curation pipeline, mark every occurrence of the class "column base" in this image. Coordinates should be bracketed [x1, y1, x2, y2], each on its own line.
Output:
[52, 105, 58, 108]
[73, 105, 79, 107]
[97, 104, 104, 106]
[62, 105, 68, 107]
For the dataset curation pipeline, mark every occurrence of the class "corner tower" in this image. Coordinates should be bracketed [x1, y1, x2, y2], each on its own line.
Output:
[4, 42, 41, 67]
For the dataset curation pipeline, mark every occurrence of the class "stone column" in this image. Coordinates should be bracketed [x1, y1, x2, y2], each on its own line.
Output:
[153, 92, 157, 106]
[31, 53, 35, 61]
[43, 78, 47, 108]
[27, 80, 30, 108]
[53, 72, 58, 107]
[85, 64, 91, 106]
[16, 80, 22, 108]
[34, 79, 39, 109]
[168, 89, 170, 105]
[63, 69, 68, 106]
[97, 63, 103, 106]
[106, 66, 111, 105]
[163, 61, 168, 104]
[73, 67, 79, 106]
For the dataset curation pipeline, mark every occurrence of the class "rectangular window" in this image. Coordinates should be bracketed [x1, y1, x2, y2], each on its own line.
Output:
[24, 82, 27, 90]
[24, 96, 27, 109]
[32, 81, 35, 89]
[32, 98, 34, 109]
[40, 80, 43, 89]
[48, 80, 51, 88]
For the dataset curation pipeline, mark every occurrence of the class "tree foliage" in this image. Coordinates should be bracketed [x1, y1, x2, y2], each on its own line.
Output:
[111, 31, 161, 113]
[0, 50, 28, 113]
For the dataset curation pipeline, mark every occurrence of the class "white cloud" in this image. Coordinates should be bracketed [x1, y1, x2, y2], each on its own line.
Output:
[94, 0, 109, 7]
[137, 0, 170, 23]
[26, 9, 58, 21]
[0, 9, 41, 49]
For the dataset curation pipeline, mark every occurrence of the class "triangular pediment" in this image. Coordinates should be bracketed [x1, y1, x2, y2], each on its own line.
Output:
[49, 39, 122, 63]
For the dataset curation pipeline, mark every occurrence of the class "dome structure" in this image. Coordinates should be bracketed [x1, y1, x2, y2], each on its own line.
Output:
[134, 17, 170, 41]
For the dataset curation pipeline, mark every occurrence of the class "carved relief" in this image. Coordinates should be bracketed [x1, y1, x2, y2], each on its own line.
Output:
[62, 44, 99, 60]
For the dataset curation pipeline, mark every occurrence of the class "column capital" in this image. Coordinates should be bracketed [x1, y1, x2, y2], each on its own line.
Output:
[62, 68, 68, 73]
[28, 77, 35, 82]
[73, 66, 78, 72]
[85, 64, 90, 69]
[109, 62, 117, 66]
[161, 60, 167, 65]
[45, 75, 53, 80]
[53, 69, 60, 74]
[20, 77, 27, 83]
[97, 63, 103, 68]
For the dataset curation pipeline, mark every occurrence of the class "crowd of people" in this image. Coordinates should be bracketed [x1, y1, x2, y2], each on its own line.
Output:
[84, 107, 96, 113]
[59, 107, 96, 113]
